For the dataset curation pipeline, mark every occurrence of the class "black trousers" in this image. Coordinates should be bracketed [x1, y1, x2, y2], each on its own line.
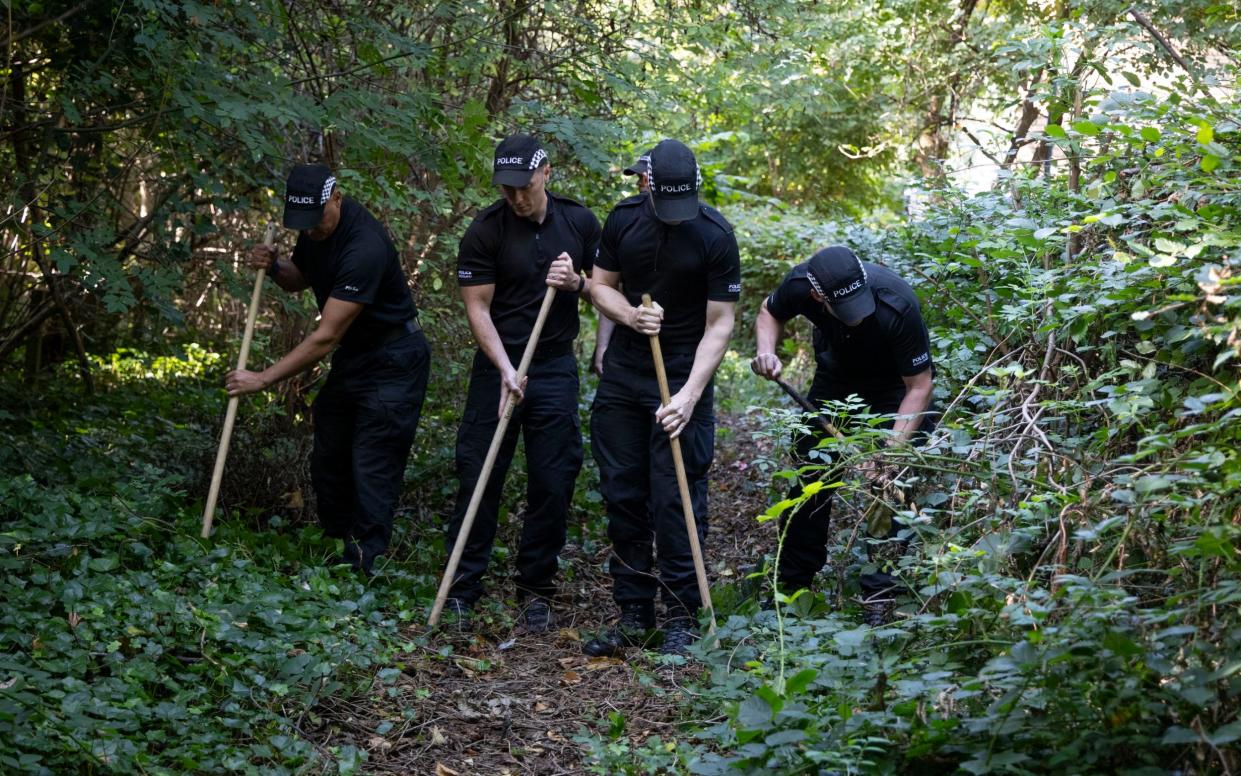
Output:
[776, 377, 936, 600]
[311, 330, 430, 558]
[591, 338, 714, 616]
[446, 350, 583, 604]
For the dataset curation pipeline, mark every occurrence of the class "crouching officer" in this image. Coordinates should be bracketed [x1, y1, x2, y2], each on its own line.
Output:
[226, 164, 430, 575]
[586, 139, 740, 656]
[751, 246, 935, 625]
[443, 134, 601, 631]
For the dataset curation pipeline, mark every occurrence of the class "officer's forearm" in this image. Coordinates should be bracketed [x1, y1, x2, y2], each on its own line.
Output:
[258, 329, 340, 388]
[592, 282, 637, 329]
[891, 382, 933, 443]
[269, 258, 309, 293]
[755, 303, 783, 356]
[681, 306, 735, 402]
[596, 313, 616, 353]
[465, 306, 514, 374]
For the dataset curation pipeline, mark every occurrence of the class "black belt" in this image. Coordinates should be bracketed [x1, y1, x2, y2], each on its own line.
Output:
[503, 340, 573, 362]
[380, 317, 422, 344]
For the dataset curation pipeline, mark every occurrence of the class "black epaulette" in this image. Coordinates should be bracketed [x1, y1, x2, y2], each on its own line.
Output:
[548, 190, 588, 210]
[474, 199, 508, 223]
[699, 204, 734, 234]
[874, 287, 913, 317]
[613, 194, 646, 208]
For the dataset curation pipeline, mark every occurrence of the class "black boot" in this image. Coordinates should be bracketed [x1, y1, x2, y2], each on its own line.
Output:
[584, 602, 655, 657]
[521, 598, 554, 633]
[659, 615, 696, 656]
[862, 597, 894, 627]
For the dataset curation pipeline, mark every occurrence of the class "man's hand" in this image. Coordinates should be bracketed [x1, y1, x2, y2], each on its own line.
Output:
[225, 368, 269, 397]
[750, 352, 782, 380]
[630, 300, 664, 335]
[247, 243, 276, 272]
[655, 388, 697, 439]
[545, 252, 580, 292]
[498, 365, 528, 418]
[592, 347, 606, 376]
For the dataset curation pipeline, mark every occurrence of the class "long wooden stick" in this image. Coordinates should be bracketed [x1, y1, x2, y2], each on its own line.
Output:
[642, 294, 716, 635]
[201, 224, 275, 539]
[429, 285, 558, 625]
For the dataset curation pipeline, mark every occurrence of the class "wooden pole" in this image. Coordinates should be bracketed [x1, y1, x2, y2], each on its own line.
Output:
[429, 286, 558, 625]
[642, 294, 716, 635]
[201, 224, 275, 539]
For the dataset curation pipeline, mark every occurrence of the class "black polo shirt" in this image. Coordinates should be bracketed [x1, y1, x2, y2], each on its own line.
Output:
[290, 198, 418, 355]
[596, 195, 741, 353]
[765, 261, 932, 400]
[457, 191, 601, 350]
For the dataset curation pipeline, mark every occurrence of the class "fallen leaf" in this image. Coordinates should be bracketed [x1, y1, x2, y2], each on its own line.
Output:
[557, 656, 582, 668]
[285, 489, 304, 508]
[584, 657, 624, 671]
[454, 656, 490, 675]
[534, 701, 550, 713]
[367, 735, 392, 750]
[556, 627, 581, 642]
[546, 729, 566, 742]
[560, 670, 581, 686]
[435, 764, 459, 776]
[430, 726, 448, 745]
[497, 637, 517, 651]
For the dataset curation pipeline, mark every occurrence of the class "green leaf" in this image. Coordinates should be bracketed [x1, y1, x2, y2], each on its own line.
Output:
[1201, 154, 1220, 173]
[765, 729, 806, 746]
[1153, 238, 1185, 254]
[1140, 127, 1161, 142]
[784, 669, 817, 696]
[1044, 124, 1067, 138]
[834, 627, 868, 648]
[736, 694, 773, 730]
[1196, 124, 1214, 145]
[1161, 726, 1198, 745]
[1072, 120, 1101, 136]
[88, 556, 118, 572]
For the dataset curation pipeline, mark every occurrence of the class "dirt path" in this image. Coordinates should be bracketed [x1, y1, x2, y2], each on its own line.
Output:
[312, 410, 777, 774]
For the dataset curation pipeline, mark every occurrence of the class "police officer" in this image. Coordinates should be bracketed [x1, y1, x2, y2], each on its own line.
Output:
[226, 164, 430, 576]
[751, 246, 935, 625]
[444, 135, 601, 631]
[593, 149, 652, 376]
[586, 139, 741, 656]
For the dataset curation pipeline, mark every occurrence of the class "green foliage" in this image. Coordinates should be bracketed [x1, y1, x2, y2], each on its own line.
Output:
[583, 19, 1241, 774]
[0, 352, 420, 774]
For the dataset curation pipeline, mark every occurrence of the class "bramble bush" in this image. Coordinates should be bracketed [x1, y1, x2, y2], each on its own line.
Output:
[582, 73, 1240, 774]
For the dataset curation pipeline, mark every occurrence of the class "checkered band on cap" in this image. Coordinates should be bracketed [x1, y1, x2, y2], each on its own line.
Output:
[321, 176, 336, 204]
[648, 158, 702, 192]
[804, 269, 826, 298]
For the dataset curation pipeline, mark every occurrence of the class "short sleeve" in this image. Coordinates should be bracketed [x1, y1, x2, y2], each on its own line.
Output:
[329, 234, 386, 305]
[456, 217, 498, 286]
[290, 234, 310, 274]
[578, 209, 602, 274]
[705, 230, 741, 302]
[764, 266, 812, 321]
[595, 208, 624, 272]
[887, 301, 933, 376]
